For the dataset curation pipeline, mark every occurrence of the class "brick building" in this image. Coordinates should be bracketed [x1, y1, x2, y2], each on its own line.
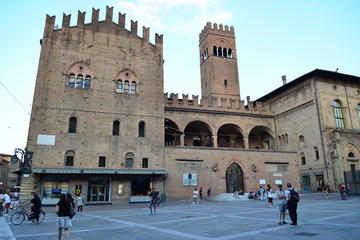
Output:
[22, 7, 360, 203]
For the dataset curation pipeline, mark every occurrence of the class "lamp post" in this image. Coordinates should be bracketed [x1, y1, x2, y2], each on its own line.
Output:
[11, 148, 33, 174]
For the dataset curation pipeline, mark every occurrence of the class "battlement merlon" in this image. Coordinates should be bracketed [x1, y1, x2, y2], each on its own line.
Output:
[164, 93, 272, 115]
[199, 22, 235, 42]
[42, 6, 163, 49]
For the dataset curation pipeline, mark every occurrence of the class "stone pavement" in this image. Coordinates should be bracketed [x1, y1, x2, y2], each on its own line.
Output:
[2, 193, 360, 240]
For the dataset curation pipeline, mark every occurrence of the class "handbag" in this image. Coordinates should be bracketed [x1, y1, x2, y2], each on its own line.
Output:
[69, 206, 76, 219]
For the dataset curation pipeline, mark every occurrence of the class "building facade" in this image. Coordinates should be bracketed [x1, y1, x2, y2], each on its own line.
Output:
[22, 7, 359, 203]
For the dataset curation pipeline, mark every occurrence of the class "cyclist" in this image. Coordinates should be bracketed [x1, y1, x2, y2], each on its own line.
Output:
[29, 193, 42, 224]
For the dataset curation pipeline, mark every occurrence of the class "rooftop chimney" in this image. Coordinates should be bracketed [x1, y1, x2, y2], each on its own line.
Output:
[282, 75, 287, 85]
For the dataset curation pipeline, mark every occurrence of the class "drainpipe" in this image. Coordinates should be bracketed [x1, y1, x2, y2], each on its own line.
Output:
[313, 78, 330, 182]
[344, 79, 353, 129]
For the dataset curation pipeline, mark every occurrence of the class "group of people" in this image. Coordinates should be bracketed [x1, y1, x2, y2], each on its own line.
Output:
[192, 187, 211, 205]
[276, 183, 299, 226]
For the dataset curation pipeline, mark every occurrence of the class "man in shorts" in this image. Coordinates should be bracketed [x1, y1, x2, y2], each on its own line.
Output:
[2, 191, 11, 216]
[149, 188, 159, 215]
[276, 184, 287, 225]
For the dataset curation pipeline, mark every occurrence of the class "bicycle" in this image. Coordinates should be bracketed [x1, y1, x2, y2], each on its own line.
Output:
[10, 202, 46, 225]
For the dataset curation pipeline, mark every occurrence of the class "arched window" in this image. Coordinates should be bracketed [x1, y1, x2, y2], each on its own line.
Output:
[223, 48, 227, 57]
[348, 152, 355, 158]
[113, 120, 120, 136]
[125, 152, 134, 168]
[76, 75, 83, 88]
[139, 121, 145, 137]
[300, 152, 306, 165]
[228, 49, 232, 58]
[218, 47, 222, 57]
[130, 81, 136, 94]
[68, 73, 75, 87]
[84, 75, 91, 89]
[68, 117, 77, 133]
[333, 100, 344, 128]
[124, 81, 130, 93]
[299, 135, 305, 147]
[116, 80, 123, 92]
[65, 151, 75, 166]
[213, 46, 217, 56]
[314, 146, 319, 160]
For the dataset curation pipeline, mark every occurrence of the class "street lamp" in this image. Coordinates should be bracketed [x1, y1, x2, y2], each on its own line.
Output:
[11, 148, 33, 174]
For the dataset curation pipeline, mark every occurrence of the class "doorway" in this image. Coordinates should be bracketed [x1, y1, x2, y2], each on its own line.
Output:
[87, 178, 110, 203]
[301, 175, 311, 192]
[226, 162, 244, 193]
[315, 174, 324, 192]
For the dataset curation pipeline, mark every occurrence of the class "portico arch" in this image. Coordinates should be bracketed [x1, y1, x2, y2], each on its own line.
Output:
[184, 121, 213, 147]
[248, 126, 275, 150]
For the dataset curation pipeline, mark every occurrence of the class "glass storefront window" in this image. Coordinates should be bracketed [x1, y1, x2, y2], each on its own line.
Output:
[44, 181, 69, 199]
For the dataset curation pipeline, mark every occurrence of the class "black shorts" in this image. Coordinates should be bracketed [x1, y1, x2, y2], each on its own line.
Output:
[268, 197, 273, 203]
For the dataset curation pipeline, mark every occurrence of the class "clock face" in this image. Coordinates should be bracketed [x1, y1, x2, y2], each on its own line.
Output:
[11, 155, 19, 164]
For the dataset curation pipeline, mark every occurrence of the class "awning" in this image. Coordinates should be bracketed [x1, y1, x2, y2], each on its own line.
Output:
[32, 168, 167, 175]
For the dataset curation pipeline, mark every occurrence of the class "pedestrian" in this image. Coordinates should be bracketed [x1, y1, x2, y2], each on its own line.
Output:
[56, 194, 72, 240]
[66, 193, 75, 208]
[2, 191, 11, 216]
[207, 187, 211, 198]
[267, 184, 273, 207]
[77, 195, 84, 212]
[322, 182, 328, 198]
[193, 187, 199, 205]
[199, 187, 203, 201]
[259, 186, 265, 201]
[149, 188, 159, 215]
[285, 183, 299, 226]
[338, 184, 346, 200]
[29, 193, 42, 224]
[276, 184, 287, 225]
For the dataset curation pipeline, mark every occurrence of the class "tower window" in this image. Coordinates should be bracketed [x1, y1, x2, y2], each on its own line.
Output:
[65, 151, 75, 166]
[124, 81, 130, 93]
[116, 80, 123, 92]
[139, 121, 145, 137]
[76, 75, 83, 88]
[213, 46, 217, 56]
[224, 80, 227, 87]
[228, 49, 232, 58]
[314, 146, 319, 160]
[223, 48, 227, 57]
[218, 47, 222, 57]
[130, 81, 136, 94]
[142, 158, 148, 168]
[125, 153, 134, 168]
[68, 74, 75, 87]
[113, 120, 120, 136]
[98, 156, 106, 167]
[68, 117, 77, 133]
[333, 100, 344, 128]
[84, 76, 91, 89]
[301, 152, 306, 165]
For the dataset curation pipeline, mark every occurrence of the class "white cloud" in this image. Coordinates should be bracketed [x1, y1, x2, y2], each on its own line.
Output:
[115, 0, 232, 35]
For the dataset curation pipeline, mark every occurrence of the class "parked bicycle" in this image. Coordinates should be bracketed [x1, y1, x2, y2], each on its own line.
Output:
[10, 202, 46, 225]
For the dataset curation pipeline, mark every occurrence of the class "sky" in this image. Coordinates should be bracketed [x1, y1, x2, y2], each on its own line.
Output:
[0, 0, 359, 154]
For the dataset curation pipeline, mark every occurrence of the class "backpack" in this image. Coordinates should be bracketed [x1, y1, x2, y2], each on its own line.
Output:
[290, 189, 300, 202]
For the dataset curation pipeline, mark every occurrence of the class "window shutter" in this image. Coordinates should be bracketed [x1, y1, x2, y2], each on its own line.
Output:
[183, 174, 188, 186]
[191, 174, 197, 186]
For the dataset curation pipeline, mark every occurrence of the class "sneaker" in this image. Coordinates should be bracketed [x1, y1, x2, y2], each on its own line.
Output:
[282, 221, 287, 224]
[290, 223, 297, 226]
[278, 222, 282, 225]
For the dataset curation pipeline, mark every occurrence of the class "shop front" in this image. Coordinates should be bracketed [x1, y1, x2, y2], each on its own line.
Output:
[33, 168, 167, 205]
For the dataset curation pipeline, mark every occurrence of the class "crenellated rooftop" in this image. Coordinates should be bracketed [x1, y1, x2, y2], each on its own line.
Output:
[164, 93, 273, 116]
[199, 22, 234, 42]
[43, 6, 163, 48]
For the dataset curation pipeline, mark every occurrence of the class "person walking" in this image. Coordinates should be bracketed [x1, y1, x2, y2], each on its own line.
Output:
[2, 191, 11, 216]
[267, 184, 274, 207]
[338, 184, 346, 200]
[207, 187, 211, 199]
[56, 194, 72, 240]
[286, 183, 299, 226]
[77, 195, 84, 212]
[29, 193, 42, 224]
[199, 187, 203, 201]
[149, 188, 159, 215]
[193, 188, 199, 205]
[276, 184, 287, 225]
[259, 186, 265, 201]
[66, 193, 75, 208]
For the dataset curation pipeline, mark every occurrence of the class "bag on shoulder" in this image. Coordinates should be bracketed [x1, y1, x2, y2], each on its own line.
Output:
[69, 206, 76, 219]
[290, 189, 300, 202]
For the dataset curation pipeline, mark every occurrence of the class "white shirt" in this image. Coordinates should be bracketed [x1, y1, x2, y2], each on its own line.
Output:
[3, 194, 11, 203]
[193, 190, 199, 198]
[77, 196, 84, 205]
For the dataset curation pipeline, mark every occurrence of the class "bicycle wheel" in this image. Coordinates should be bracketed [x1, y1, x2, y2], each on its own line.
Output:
[10, 211, 25, 225]
[38, 211, 46, 223]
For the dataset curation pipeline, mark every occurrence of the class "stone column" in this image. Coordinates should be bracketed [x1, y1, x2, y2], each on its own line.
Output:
[244, 137, 249, 149]
[180, 134, 184, 146]
[213, 135, 218, 148]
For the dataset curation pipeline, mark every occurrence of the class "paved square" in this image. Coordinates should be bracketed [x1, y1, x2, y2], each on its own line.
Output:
[5, 195, 360, 240]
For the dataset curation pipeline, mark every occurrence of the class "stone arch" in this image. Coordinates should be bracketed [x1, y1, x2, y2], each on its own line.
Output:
[248, 126, 275, 150]
[165, 118, 182, 146]
[115, 69, 139, 94]
[342, 142, 360, 171]
[184, 120, 213, 147]
[66, 61, 95, 77]
[217, 123, 245, 148]
[225, 162, 244, 193]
